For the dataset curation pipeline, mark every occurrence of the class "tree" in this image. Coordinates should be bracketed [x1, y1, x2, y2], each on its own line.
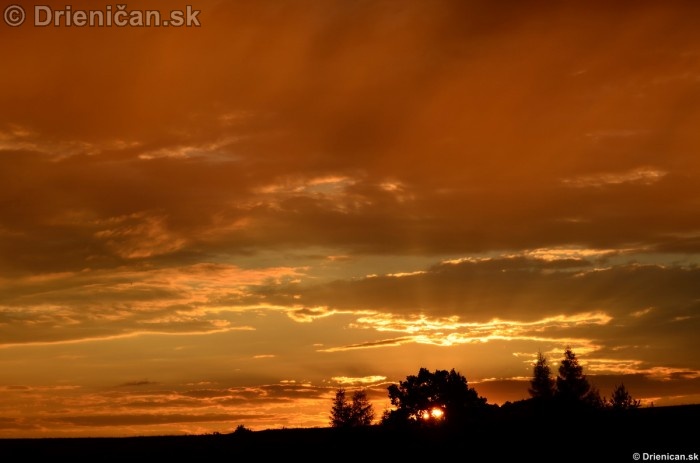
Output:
[383, 368, 487, 426]
[555, 346, 591, 404]
[330, 388, 352, 427]
[350, 390, 375, 426]
[330, 388, 375, 427]
[233, 424, 252, 435]
[584, 386, 605, 409]
[528, 351, 555, 400]
[607, 383, 641, 410]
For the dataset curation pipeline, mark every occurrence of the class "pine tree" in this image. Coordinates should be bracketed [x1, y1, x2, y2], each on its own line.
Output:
[608, 383, 641, 410]
[584, 386, 605, 409]
[528, 351, 555, 400]
[330, 388, 352, 427]
[350, 390, 375, 426]
[330, 388, 375, 427]
[555, 346, 591, 403]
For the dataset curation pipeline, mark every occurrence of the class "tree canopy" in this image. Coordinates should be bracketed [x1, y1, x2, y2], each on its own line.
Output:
[384, 368, 487, 426]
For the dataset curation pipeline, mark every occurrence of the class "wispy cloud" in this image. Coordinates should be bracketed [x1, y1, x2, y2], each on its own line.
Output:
[562, 167, 668, 188]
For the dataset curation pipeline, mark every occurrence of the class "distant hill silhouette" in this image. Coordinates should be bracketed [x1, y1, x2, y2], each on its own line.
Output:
[1, 404, 698, 460]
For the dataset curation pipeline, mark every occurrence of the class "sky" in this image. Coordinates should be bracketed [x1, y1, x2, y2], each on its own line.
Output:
[1, 0, 700, 437]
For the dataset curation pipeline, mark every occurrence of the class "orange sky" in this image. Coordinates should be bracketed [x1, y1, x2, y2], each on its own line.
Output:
[1, 0, 700, 437]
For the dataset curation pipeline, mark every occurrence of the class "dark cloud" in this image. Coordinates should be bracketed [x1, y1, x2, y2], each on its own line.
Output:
[181, 389, 232, 399]
[119, 381, 159, 387]
[320, 338, 413, 352]
[253, 259, 700, 321]
[48, 413, 266, 427]
[1, 1, 700, 274]
[0, 418, 40, 431]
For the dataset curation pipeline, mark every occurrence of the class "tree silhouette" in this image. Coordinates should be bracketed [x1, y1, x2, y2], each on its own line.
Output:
[330, 388, 375, 427]
[233, 424, 252, 435]
[350, 390, 375, 426]
[555, 346, 592, 404]
[330, 388, 352, 427]
[608, 383, 641, 410]
[528, 351, 555, 400]
[384, 368, 487, 426]
[584, 386, 605, 409]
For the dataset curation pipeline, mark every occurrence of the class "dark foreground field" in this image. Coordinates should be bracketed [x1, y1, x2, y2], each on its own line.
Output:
[1, 405, 698, 460]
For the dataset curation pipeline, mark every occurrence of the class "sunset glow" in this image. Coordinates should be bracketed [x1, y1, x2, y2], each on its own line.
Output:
[1, 0, 700, 438]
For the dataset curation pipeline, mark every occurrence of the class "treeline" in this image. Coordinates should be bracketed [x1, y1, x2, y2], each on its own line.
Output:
[525, 347, 640, 409]
[330, 346, 641, 428]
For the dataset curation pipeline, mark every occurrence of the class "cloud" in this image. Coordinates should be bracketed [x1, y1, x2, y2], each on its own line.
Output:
[0, 263, 297, 346]
[330, 375, 387, 385]
[1, 141, 698, 269]
[119, 381, 159, 387]
[2, 1, 700, 272]
[181, 389, 234, 399]
[94, 214, 188, 259]
[0, 418, 40, 431]
[0, 380, 357, 435]
[562, 167, 668, 188]
[0, 385, 81, 392]
[242, 256, 700, 376]
[0, 324, 252, 349]
[320, 338, 413, 353]
[47, 413, 264, 427]
[253, 257, 700, 322]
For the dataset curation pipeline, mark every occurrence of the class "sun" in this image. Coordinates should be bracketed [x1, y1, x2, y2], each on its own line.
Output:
[421, 407, 445, 420]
